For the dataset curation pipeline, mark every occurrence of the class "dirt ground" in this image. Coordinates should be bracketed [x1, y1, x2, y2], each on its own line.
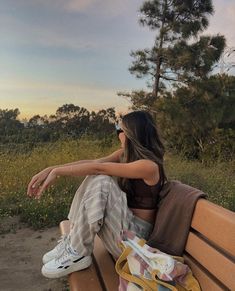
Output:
[0, 216, 68, 291]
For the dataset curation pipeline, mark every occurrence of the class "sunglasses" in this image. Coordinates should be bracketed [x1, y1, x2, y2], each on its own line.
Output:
[115, 123, 124, 136]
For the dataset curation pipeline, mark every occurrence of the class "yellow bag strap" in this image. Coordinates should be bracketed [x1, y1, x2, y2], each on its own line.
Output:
[115, 244, 152, 291]
[115, 239, 178, 291]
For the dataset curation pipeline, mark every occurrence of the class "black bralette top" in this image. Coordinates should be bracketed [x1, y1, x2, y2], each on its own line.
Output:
[127, 179, 162, 210]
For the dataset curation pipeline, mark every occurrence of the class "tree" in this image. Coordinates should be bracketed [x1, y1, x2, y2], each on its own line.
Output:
[0, 109, 24, 142]
[119, 0, 225, 111]
[0, 108, 20, 119]
[157, 74, 235, 160]
[88, 108, 117, 138]
[28, 115, 48, 128]
[54, 104, 90, 137]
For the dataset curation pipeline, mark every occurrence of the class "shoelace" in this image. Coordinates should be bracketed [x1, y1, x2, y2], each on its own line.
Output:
[55, 244, 70, 264]
[55, 234, 68, 252]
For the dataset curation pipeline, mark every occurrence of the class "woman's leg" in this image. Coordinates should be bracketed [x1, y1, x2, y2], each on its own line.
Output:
[42, 175, 132, 278]
[42, 176, 97, 266]
[68, 175, 98, 225]
[68, 175, 134, 259]
[42, 175, 154, 278]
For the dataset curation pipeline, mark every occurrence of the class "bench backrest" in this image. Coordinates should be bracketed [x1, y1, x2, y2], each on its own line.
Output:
[60, 199, 235, 291]
[183, 199, 235, 291]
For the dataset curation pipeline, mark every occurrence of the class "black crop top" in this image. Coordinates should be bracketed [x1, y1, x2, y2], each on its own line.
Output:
[127, 179, 162, 210]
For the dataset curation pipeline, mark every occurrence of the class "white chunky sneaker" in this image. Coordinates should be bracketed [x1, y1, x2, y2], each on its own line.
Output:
[41, 243, 92, 278]
[42, 234, 69, 264]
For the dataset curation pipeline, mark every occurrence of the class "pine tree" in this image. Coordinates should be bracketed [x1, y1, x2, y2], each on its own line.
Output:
[119, 0, 226, 111]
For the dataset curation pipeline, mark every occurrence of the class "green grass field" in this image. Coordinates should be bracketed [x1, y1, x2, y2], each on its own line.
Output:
[0, 138, 234, 229]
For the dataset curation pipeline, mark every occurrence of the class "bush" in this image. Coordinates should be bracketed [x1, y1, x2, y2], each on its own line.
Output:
[165, 154, 235, 211]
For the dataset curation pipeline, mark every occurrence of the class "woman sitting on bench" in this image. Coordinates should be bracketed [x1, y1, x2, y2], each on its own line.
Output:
[27, 110, 167, 279]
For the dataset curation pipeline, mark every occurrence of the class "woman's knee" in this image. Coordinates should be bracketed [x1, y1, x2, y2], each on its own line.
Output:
[89, 174, 112, 182]
[84, 174, 115, 188]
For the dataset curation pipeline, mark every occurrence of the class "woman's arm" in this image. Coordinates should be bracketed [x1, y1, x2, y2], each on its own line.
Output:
[27, 149, 123, 197]
[34, 159, 159, 199]
[55, 160, 158, 181]
[49, 148, 123, 169]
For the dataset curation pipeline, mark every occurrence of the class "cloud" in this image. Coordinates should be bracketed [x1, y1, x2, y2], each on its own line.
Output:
[4, 0, 140, 18]
[206, 0, 235, 46]
[63, 0, 137, 17]
[0, 0, 145, 53]
[0, 16, 106, 55]
[0, 77, 131, 118]
[65, 0, 99, 12]
[0, 77, 113, 94]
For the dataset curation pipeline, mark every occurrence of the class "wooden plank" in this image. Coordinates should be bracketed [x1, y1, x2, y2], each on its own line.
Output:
[191, 199, 235, 258]
[93, 236, 119, 291]
[68, 264, 103, 291]
[185, 232, 235, 290]
[183, 254, 227, 291]
[59, 220, 71, 235]
[60, 220, 103, 291]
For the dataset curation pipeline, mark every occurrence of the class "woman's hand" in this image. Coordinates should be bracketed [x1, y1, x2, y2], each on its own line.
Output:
[27, 166, 54, 197]
[33, 169, 58, 199]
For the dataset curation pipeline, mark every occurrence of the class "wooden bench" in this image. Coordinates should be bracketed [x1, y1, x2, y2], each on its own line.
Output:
[60, 199, 235, 291]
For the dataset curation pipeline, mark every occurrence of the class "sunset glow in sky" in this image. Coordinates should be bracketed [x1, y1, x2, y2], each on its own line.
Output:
[0, 0, 235, 119]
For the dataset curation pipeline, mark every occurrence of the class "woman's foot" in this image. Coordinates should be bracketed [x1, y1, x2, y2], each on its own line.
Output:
[41, 243, 92, 278]
[42, 234, 69, 264]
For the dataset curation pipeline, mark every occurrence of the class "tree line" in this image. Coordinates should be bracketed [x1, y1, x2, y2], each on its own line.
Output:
[0, 105, 117, 144]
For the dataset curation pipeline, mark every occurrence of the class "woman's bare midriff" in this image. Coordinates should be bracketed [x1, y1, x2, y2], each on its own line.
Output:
[130, 208, 156, 225]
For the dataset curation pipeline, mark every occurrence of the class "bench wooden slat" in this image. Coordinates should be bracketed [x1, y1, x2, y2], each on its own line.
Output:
[183, 254, 227, 291]
[67, 265, 104, 291]
[191, 199, 235, 258]
[93, 236, 119, 291]
[59, 219, 70, 235]
[60, 221, 104, 291]
[185, 231, 235, 290]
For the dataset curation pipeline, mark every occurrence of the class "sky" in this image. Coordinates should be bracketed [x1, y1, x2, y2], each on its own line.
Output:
[0, 0, 235, 119]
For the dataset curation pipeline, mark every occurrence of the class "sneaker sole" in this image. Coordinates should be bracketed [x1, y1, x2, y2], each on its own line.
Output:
[41, 256, 92, 278]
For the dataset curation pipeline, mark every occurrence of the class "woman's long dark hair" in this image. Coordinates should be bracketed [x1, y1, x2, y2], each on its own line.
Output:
[118, 110, 167, 196]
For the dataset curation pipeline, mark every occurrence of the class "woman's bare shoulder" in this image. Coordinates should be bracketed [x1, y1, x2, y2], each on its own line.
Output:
[134, 159, 160, 186]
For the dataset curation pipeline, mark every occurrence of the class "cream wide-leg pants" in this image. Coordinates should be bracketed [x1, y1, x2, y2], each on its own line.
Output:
[68, 175, 153, 259]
